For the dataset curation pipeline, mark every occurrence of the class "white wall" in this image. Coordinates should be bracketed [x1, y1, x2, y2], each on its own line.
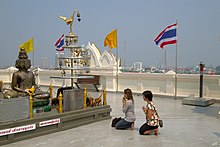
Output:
[1, 68, 220, 99]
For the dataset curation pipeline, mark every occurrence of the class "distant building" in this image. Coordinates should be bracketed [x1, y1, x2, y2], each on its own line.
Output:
[216, 66, 220, 75]
[55, 53, 59, 68]
[55, 52, 64, 68]
[41, 57, 47, 68]
[133, 62, 143, 72]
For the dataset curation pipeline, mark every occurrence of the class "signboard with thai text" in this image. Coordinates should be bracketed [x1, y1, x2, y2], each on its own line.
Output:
[0, 124, 36, 137]
[39, 118, 61, 127]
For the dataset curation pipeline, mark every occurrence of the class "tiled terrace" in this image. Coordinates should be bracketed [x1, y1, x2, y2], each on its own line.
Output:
[2, 92, 220, 147]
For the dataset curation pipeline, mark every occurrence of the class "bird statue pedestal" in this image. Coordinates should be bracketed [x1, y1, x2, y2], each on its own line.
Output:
[69, 31, 74, 36]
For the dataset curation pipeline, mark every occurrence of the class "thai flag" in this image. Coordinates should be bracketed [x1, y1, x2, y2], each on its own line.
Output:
[55, 34, 64, 51]
[154, 23, 177, 49]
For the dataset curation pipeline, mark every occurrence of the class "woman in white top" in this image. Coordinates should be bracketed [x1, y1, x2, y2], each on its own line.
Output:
[115, 88, 136, 130]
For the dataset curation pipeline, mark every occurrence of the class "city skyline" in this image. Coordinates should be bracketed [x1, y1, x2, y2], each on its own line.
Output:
[0, 0, 220, 68]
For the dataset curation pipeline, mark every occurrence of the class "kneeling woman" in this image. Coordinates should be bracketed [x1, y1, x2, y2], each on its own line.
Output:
[115, 88, 136, 130]
[139, 90, 159, 135]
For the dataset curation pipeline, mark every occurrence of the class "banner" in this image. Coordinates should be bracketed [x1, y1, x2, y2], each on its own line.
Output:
[154, 23, 177, 49]
[19, 38, 34, 53]
[55, 34, 64, 51]
[104, 29, 117, 49]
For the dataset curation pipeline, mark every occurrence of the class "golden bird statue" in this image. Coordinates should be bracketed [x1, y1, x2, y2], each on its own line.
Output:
[58, 10, 81, 33]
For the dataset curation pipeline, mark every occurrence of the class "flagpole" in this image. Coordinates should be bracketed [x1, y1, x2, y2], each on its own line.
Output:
[116, 29, 119, 93]
[32, 38, 35, 67]
[165, 48, 167, 72]
[124, 40, 126, 68]
[32, 50, 35, 67]
[116, 46, 119, 92]
[104, 29, 118, 92]
[174, 20, 178, 98]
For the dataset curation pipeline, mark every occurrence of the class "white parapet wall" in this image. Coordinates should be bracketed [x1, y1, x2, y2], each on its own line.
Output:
[116, 72, 220, 99]
[1, 68, 220, 100]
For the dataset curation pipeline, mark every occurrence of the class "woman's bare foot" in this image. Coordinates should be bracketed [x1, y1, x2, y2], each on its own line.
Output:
[154, 128, 159, 136]
[143, 128, 159, 135]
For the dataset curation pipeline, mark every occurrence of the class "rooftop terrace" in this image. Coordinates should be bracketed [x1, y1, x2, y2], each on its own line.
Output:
[2, 92, 220, 147]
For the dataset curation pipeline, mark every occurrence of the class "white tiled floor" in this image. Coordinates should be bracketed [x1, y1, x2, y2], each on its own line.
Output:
[2, 92, 220, 147]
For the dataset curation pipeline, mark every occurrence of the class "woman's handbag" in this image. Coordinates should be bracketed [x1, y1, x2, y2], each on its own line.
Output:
[111, 117, 121, 127]
[159, 119, 163, 128]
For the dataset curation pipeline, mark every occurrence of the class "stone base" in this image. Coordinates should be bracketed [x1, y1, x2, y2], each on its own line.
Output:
[182, 97, 215, 107]
[0, 97, 29, 123]
[0, 105, 111, 145]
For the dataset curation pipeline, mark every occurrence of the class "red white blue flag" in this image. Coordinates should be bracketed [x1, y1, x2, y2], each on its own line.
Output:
[55, 34, 64, 51]
[154, 23, 177, 49]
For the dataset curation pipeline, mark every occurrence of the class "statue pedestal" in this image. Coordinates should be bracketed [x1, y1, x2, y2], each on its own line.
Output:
[182, 97, 214, 107]
[0, 97, 29, 123]
[63, 89, 84, 112]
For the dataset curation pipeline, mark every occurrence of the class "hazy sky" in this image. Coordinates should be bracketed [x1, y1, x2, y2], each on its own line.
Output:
[0, 0, 220, 68]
